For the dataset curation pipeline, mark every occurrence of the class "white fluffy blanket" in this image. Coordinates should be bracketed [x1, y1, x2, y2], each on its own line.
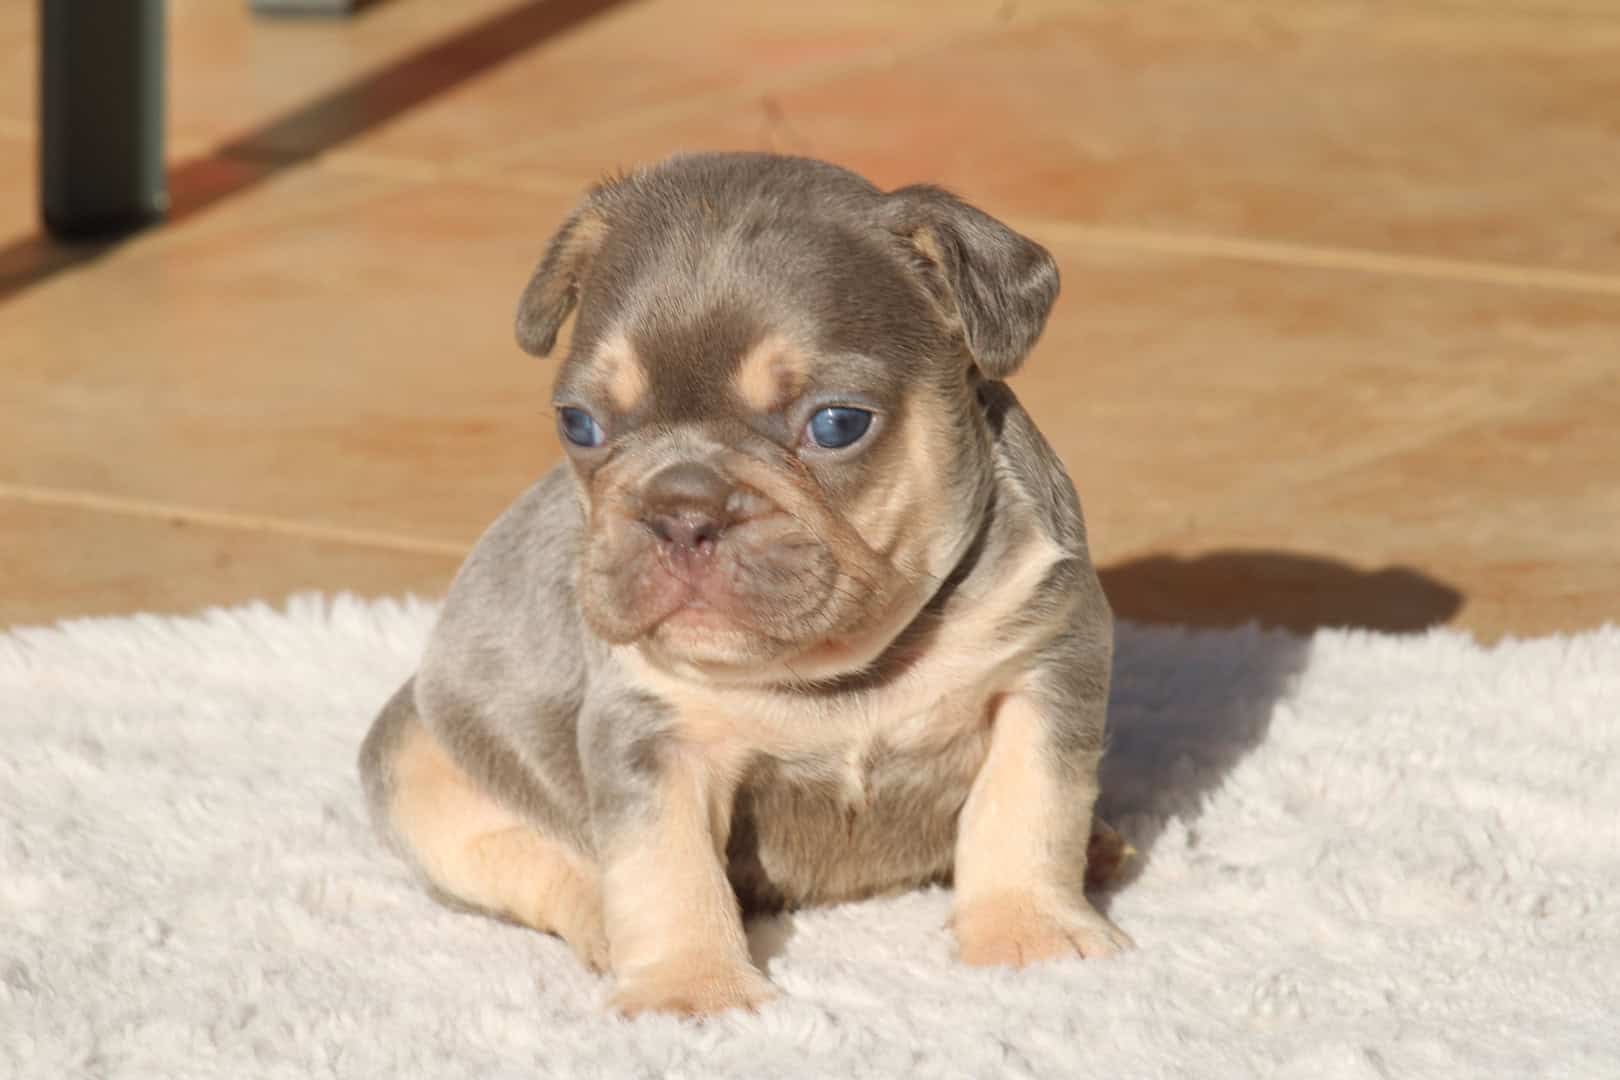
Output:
[3, 596, 1616, 1078]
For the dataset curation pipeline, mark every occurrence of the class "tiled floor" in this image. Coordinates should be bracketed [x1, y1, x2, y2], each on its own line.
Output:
[3, 0, 1617, 640]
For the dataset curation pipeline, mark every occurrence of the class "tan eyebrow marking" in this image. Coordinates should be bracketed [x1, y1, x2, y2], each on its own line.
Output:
[733, 334, 809, 413]
[596, 334, 648, 413]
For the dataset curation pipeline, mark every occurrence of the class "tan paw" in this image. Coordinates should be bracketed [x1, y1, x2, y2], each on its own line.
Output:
[560, 915, 611, 974]
[611, 963, 778, 1017]
[954, 890, 1134, 968]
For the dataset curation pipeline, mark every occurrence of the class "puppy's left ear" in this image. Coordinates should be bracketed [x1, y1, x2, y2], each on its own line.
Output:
[514, 192, 611, 357]
[889, 185, 1059, 379]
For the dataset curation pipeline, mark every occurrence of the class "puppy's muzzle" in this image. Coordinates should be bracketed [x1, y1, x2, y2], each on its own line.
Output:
[578, 449, 858, 662]
[640, 461, 732, 559]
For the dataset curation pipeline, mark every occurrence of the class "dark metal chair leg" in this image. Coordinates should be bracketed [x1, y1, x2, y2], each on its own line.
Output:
[39, 0, 168, 239]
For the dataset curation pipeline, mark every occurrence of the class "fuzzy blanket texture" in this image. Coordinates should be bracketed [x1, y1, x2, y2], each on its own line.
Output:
[2, 595, 1616, 1079]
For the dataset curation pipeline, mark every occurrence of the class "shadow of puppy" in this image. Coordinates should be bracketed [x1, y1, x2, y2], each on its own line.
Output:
[746, 913, 799, 972]
[1096, 620, 1310, 899]
[1099, 549, 1463, 635]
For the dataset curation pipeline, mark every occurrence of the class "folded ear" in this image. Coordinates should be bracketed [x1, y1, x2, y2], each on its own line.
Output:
[888, 185, 1060, 379]
[514, 194, 611, 357]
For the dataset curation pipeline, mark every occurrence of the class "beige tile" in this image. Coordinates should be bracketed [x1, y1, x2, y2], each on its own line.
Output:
[0, 499, 456, 629]
[483, 1, 1620, 273]
[330, 0, 991, 174]
[0, 0, 959, 152]
[1, 167, 571, 544]
[0, 3, 32, 140]
[166, 0, 524, 158]
[1010, 238, 1620, 567]
[0, 134, 37, 240]
[4, 0, 1617, 640]
[2, 141, 409, 305]
[0, 0, 609, 157]
[1099, 373, 1620, 640]
[1428, 0, 1620, 17]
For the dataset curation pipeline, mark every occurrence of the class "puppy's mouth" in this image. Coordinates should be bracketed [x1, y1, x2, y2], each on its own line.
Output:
[640, 552, 756, 634]
[580, 513, 854, 664]
[658, 603, 734, 631]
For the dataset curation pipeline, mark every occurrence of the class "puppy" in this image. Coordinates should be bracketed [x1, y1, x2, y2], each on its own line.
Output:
[359, 152, 1132, 1016]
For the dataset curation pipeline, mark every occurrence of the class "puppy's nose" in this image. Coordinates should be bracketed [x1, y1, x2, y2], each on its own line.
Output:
[648, 509, 724, 552]
[641, 462, 733, 553]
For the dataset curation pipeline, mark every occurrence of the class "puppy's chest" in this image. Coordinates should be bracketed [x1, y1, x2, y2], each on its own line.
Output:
[725, 689, 994, 911]
[719, 556, 1064, 910]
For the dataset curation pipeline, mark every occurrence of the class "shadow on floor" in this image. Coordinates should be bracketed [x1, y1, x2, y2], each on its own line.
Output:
[1099, 549, 1463, 634]
[1092, 550, 1461, 902]
[0, 0, 627, 304]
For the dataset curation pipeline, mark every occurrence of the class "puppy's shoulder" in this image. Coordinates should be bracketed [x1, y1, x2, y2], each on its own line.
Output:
[403, 466, 599, 844]
[420, 464, 595, 710]
[970, 381, 1109, 656]
[977, 380, 1088, 556]
[454, 464, 583, 590]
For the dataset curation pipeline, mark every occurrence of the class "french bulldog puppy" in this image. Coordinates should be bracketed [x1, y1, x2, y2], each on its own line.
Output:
[359, 152, 1132, 1017]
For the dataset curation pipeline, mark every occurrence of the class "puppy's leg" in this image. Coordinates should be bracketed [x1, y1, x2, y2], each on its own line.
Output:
[381, 714, 609, 971]
[953, 685, 1133, 966]
[593, 743, 774, 1016]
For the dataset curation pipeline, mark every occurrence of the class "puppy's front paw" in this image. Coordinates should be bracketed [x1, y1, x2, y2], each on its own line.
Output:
[954, 890, 1134, 968]
[611, 963, 778, 1018]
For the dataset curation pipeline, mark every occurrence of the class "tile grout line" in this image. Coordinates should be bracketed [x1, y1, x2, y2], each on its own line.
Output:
[1027, 221, 1620, 299]
[0, 482, 469, 559]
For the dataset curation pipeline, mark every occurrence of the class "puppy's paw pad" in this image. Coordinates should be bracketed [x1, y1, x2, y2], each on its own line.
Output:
[954, 891, 1133, 968]
[611, 966, 777, 1017]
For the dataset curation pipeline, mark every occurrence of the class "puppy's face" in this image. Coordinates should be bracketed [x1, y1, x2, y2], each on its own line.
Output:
[515, 154, 1059, 684]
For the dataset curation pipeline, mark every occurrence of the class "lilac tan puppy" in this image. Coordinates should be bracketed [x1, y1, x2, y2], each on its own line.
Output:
[359, 152, 1133, 1016]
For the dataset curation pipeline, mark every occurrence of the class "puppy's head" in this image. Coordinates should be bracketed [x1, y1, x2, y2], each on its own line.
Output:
[516, 153, 1058, 684]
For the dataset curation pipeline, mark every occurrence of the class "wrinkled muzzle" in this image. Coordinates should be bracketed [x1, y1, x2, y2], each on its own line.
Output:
[576, 449, 895, 671]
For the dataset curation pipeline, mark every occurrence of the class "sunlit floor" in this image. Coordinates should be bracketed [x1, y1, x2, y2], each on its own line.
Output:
[3, 0, 1617, 639]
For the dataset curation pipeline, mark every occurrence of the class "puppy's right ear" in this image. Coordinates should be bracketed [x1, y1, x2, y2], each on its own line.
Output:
[514, 195, 610, 357]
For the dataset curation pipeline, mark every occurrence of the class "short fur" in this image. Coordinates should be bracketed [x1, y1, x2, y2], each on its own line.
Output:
[359, 152, 1132, 1016]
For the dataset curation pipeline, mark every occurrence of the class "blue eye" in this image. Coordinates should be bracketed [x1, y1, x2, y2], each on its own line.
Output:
[557, 407, 605, 448]
[806, 406, 874, 450]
